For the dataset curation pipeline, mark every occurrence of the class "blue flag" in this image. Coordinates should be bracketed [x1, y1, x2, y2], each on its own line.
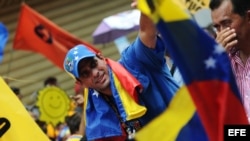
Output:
[0, 22, 9, 63]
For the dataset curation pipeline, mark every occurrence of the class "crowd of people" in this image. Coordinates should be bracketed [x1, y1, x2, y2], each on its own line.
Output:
[9, 76, 84, 141]
[6, 0, 250, 140]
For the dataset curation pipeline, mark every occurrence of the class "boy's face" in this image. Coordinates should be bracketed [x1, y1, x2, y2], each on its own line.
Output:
[77, 56, 110, 92]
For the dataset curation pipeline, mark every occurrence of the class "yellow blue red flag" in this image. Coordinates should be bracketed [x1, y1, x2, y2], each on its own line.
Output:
[82, 58, 146, 140]
[0, 77, 50, 141]
[136, 0, 248, 141]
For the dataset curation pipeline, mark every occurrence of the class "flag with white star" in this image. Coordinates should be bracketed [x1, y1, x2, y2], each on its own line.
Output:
[136, 0, 248, 141]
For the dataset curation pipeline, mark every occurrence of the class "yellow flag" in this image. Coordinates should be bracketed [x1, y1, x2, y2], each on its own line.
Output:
[0, 77, 50, 141]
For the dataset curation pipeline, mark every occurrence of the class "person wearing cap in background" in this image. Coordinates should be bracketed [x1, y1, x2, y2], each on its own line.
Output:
[63, 0, 179, 140]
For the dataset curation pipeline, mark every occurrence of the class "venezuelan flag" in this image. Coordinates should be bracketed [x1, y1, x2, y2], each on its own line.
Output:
[136, 0, 248, 141]
[83, 59, 146, 140]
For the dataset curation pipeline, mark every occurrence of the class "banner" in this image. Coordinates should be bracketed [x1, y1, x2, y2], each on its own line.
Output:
[0, 23, 8, 63]
[136, 0, 248, 141]
[0, 77, 50, 141]
[13, 3, 99, 69]
[181, 0, 210, 13]
[36, 86, 70, 127]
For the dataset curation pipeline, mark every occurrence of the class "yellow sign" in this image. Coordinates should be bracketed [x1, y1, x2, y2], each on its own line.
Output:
[36, 86, 70, 127]
[181, 0, 210, 13]
[0, 77, 50, 141]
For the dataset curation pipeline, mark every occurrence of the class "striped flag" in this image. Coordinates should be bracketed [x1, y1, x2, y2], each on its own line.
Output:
[135, 0, 248, 141]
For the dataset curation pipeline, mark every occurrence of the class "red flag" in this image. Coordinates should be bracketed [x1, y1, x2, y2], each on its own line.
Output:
[13, 3, 99, 69]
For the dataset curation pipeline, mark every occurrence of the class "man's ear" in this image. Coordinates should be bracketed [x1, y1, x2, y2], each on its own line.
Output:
[77, 80, 87, 88]
[81, 83, 87, 88]
[75, 78, 82, 85]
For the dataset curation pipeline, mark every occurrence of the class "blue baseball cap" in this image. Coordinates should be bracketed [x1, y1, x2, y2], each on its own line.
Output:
[64, 44, 96, 78]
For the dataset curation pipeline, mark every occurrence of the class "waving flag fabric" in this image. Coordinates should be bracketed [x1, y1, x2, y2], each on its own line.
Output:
[13, 3, 98, 69]
[0, 23, 8, 63]
[136, 0, 248, 141]
[82, 58, 146, 140]
[0, 77, 50, 141]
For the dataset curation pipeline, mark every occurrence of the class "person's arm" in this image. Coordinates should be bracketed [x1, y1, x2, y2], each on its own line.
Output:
[131, 0, 157, 49]
[72, 94, 85, 135]
[78, 112, 85, 135]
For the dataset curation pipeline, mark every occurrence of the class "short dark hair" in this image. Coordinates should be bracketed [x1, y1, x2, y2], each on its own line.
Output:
[209, 0, 250, 17]
[77, 55, 100, 79]
[65, 112, 81, 134]
[11, 87, 20, 95]
[44, 77, 57, 86]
